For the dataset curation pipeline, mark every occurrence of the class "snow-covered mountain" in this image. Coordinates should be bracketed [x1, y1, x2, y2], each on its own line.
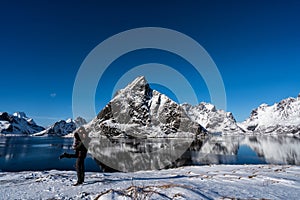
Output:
[33, 118, 80, 136]
[2, 78, 299, 137]
[0, 111, 87, 137]
[182, 103, 244, 134]
[240, 94, 300, 136]
[84, 76, 207, 138]
[0, 112, 44, 135]
[74, 116, 87, 128]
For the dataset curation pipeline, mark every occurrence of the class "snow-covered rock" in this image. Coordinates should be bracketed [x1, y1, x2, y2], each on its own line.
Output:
[33, 119, 76, 136]
[80, 77, 208, 171]
[0, 112, 44, 135]
[74, 116, 87, 128]
[182, 103, 244, 134]
[240, 94, 300, 136]
[85, 76, 207, 139]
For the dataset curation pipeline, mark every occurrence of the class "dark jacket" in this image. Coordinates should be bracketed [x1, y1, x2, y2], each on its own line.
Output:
[74, 141, 87, 159]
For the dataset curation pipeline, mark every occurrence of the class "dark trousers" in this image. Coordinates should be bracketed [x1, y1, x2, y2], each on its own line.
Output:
[76, 157, 85, 183]
[64, 153, 85, 183]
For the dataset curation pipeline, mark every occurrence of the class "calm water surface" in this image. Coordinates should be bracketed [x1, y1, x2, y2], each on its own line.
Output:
[0, 135, 299, 172]
[0, 136, 100, 172]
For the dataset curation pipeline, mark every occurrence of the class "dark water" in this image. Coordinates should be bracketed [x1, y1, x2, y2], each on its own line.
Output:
[0, 135, 299, 172]
[0, 136, 100, 172]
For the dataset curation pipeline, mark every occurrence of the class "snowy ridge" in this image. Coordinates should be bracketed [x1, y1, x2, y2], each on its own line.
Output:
[240, 94, 300, 135]
[0, 112, 44, 135]
[182, 103, 244, 134]
[84, 76, 207, 138]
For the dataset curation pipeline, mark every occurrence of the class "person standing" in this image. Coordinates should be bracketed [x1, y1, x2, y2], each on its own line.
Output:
[59, 131, 88, 186]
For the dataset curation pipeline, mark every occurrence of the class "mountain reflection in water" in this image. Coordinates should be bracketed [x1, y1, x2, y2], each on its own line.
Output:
[89, 135, 300, 172]
[0, 135, 299, 172]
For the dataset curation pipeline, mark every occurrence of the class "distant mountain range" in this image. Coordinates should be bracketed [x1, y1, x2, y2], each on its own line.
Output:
[0, 112, 44, 135]
[0, 112, 86, 136]
[239, 94, 300, 135]
[1, 77, 299, 137]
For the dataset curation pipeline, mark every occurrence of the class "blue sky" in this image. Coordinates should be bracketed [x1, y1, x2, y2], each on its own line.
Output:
[0, 0, 300, 126]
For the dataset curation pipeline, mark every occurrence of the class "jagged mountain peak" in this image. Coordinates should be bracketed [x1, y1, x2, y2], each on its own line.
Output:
[66, 118, 73, 123]
[74, 116, 87, 127]
[125, 76, 148, 90]
[86, 77, 207, 138]
[259, 103, 269, 108]
[198, 102, 217, 112]
[32, 119, 77, 136]
[12, 112, 27, 119]
[32, 116, 88, 137]
[113, 76, 152, 102]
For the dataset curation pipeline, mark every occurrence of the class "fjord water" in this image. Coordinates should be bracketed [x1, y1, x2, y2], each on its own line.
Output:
[0, 137, 100, 172]
[0, 135, 299, 172]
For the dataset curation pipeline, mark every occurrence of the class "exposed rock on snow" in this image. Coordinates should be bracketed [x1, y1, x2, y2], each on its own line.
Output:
[0, 112, 44, 135]
[0, 112, 87, 137]
[74, 116, 87, 128]
[85, 76, 207, 139]
[240, 94, 300, 136]
[32, 119, 77, 136]
[82, 76, 208, 171]
[182, 103, 245, 134]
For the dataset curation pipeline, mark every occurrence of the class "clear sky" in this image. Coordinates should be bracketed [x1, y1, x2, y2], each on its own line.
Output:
[1, 0, 300, 126]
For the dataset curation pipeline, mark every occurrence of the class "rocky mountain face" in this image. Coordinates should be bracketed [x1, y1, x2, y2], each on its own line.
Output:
[84, 76, 207, 139]
[182, 103, 244, 134]
[0, 112, 87, 136]
[0, 112, 45, 135]
[240, 94, 300, 136]
[33, 117, 87, 136]
[74, 117, 87, 128]
[33, 119, 77, 136]
[1, 77, 299, 137]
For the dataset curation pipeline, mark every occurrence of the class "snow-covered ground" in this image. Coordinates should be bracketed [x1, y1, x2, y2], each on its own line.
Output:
[1, 165, 299, 199]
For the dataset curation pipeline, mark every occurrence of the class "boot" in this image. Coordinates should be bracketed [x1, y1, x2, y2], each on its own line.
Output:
[73, 182, 82, 186]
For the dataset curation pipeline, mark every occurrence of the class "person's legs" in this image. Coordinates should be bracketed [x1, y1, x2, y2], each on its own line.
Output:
[75, 158, 81, 185]
[80, 159, 85, 183]
[75, 157, 85, 184]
